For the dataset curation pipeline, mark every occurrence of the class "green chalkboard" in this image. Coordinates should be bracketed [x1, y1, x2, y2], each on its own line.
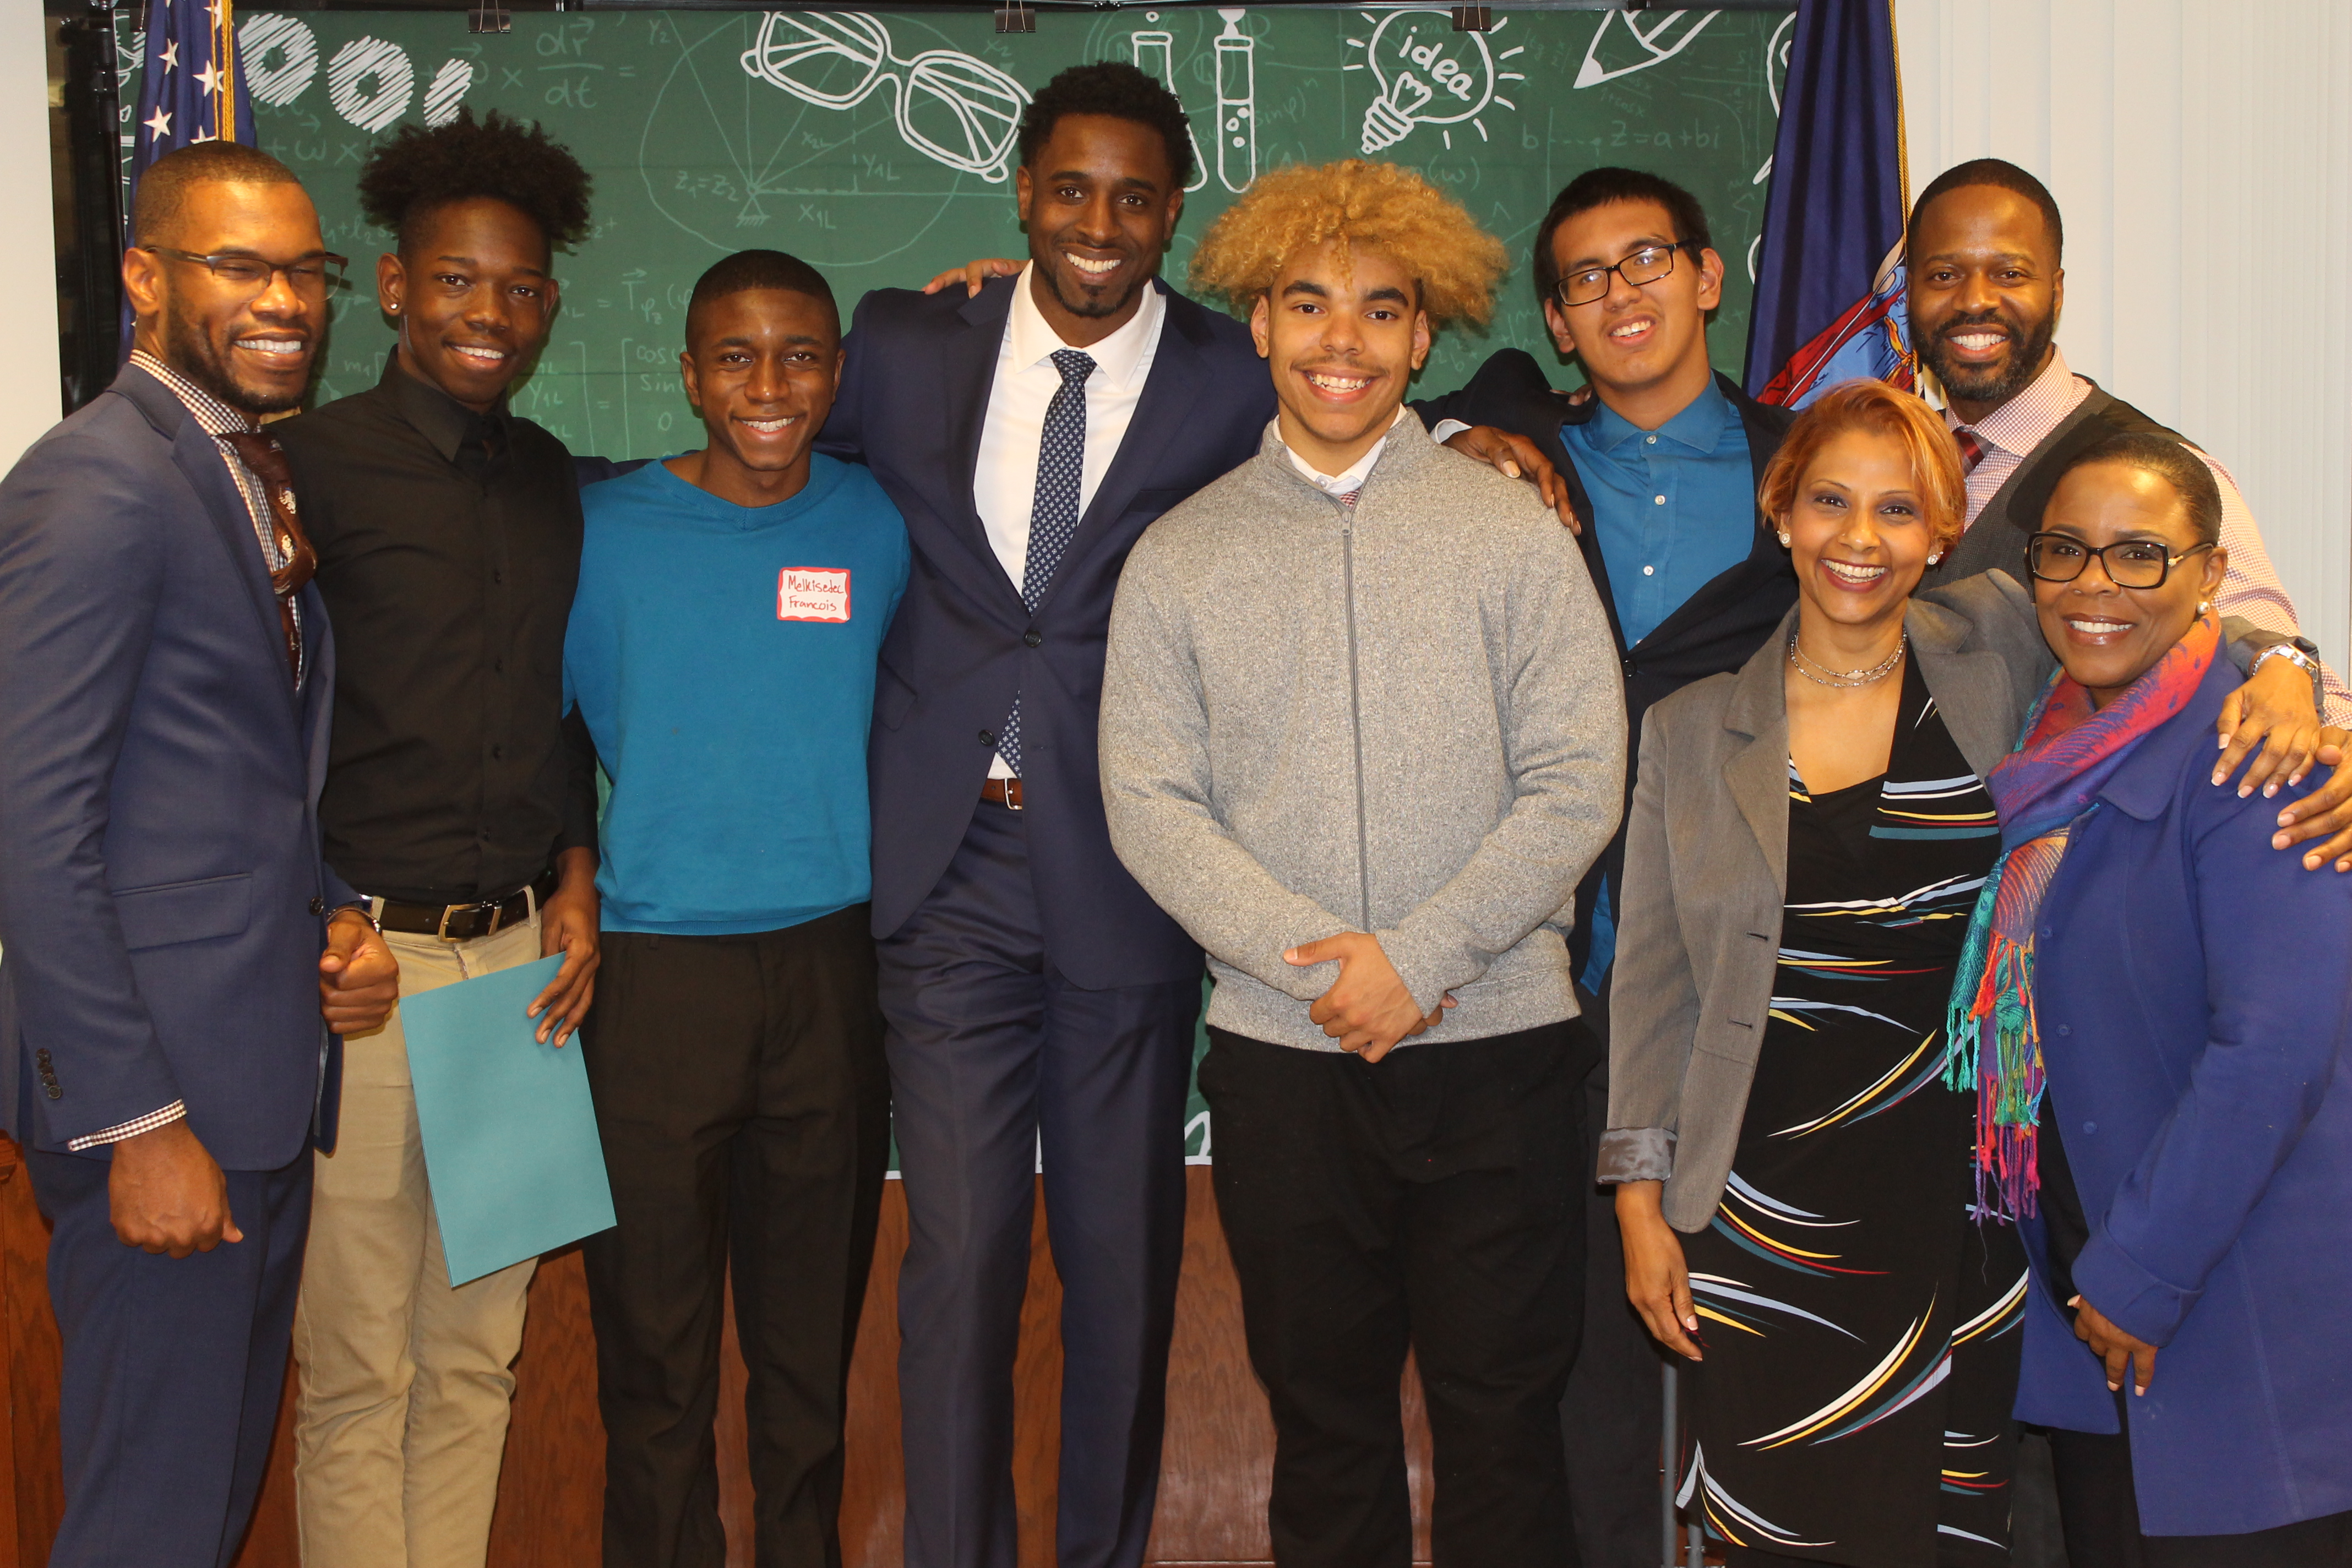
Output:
[134, 6, 1791, 459]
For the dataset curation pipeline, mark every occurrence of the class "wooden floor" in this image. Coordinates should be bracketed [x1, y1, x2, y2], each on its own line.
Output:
[0, 1139, 1436, 1567]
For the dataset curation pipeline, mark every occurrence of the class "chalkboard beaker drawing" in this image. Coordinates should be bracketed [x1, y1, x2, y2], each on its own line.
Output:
[1128, 30, 1210, 193]
[1573, 8, 1717, 90]
[1347, 9, 1520, 155]
[739, 12, 1031, 182]
[1213, 10, 1256, 194]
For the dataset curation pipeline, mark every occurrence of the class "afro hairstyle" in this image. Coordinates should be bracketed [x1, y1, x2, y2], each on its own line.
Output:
[685, 249, 841, 343]
[1016, 61, 1195, 193]
[131, 141, 301, 247]
[1187, 159, 1507, 329]
[357, 107, 594, 253]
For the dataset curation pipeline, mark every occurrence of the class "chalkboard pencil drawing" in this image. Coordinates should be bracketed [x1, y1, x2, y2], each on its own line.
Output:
[238, 14, 475, 134]
[1129, 30, 1210, 193]
[1573, 8, 1718, 90]
[1215, 10, 1257, 193]
[1347, 9, 1520, 155]
[739, 11, 1030, 182]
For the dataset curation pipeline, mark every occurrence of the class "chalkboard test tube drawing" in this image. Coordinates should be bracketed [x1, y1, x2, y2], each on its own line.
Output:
[1214, 10, 1256, 194]
[738, 10, 1030, 182]
[1127, 28, 1210, 193]
[1347, 8, 1521, 155]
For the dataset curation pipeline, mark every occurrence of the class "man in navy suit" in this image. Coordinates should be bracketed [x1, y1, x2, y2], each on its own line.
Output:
[815, 64, 1261, 1568]
[0, 143, 398, 1568]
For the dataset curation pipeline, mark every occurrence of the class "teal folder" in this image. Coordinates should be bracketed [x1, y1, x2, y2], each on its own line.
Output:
[399, 953, 617, 1286]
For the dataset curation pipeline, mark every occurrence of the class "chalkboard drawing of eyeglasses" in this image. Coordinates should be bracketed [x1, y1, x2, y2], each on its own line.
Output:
[739, 12, 1031, 182]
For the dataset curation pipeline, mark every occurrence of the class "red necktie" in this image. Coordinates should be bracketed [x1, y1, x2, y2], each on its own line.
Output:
[220, 429, 317, 682]
[1953, 427, 1988, 476]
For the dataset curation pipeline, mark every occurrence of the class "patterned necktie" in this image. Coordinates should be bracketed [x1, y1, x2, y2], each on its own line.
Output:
[1953, 426, 1988, 475]
[220, 429, 316, 682]
[996, 348, 1095, 778]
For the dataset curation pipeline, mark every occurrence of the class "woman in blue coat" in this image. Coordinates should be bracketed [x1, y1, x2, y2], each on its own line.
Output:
[1948, 433, 2352, 1565]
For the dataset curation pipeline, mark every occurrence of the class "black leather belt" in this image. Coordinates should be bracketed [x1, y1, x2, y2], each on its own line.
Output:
[373, 866, 559, 941]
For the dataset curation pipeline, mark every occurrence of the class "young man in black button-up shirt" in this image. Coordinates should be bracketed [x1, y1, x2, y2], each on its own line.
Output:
[271, 111, 599, 1568]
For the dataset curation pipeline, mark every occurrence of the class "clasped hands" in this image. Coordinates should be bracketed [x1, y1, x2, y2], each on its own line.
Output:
[1282, 930, 1453, 1062]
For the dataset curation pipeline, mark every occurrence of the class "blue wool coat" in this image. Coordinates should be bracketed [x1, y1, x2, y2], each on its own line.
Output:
[2018, 654, 2352, 1536]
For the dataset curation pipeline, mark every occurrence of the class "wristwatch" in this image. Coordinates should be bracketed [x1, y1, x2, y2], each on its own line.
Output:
[2250, 636, 2324, 711]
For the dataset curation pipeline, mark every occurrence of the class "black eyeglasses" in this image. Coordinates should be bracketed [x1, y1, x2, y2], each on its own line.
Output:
[1554, 242, 1692, 308]
[2025, 531, 2215, 590]
[141, 245, 349, 296]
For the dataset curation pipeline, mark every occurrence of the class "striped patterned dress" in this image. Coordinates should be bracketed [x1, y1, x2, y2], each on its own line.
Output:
[1678, 655, 2029, 1568]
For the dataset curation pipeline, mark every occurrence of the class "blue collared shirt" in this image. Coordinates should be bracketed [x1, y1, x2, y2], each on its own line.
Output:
[1559, 377, 1755, 650]
[1560, 377, 1754, 989]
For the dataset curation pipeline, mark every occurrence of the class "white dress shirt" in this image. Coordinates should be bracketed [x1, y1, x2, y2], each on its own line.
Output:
[1282, 406, 1406, 498]
[974, 264, 1168, 776]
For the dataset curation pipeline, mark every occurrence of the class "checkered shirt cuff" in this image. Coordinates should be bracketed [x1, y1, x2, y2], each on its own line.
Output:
[66, 1100, 189, 1151]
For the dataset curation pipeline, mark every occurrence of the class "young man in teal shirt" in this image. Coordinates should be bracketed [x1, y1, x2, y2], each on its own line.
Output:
[563, 250, 908, 1566]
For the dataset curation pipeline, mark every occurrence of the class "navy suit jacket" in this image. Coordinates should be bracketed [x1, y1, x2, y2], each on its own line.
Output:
[820, 276, 1274, 988]
[0, 363, 352, 1170]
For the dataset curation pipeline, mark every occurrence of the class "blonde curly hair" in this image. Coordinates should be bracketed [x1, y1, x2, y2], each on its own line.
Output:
[1188, 159, 1509, 329]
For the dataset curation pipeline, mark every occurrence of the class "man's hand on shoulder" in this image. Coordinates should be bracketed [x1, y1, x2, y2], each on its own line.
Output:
[1441, 425, 1581, 534]
[1284, 932, 1452, 1062]
[319, 908, 399, 1036]
[920, 257, 1024, 297]
[531, 846, 601, 1046]
[108, 1118, 239, 1257]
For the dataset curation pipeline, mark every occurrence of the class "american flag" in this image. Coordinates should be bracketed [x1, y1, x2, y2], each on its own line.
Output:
[127, 0, 257, 235]
[120, 0, 258, 355]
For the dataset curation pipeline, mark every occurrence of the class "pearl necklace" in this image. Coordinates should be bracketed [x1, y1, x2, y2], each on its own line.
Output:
[1788, 631, 1905, 689]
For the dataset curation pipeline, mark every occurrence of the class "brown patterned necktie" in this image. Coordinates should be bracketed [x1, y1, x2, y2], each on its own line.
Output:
[220, 429, 316, 680]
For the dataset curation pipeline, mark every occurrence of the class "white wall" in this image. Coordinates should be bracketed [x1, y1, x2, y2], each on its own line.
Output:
[0, 8, 61, 468]
[1894, 0, 2352, 667]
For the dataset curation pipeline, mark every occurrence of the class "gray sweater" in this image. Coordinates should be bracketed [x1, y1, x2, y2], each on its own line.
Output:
[1099, 416, 1626, 1052]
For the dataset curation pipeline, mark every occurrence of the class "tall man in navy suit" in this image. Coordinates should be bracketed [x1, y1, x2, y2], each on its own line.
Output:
[0, 143, 399, 1568]
[815, 64, 1264, 1568]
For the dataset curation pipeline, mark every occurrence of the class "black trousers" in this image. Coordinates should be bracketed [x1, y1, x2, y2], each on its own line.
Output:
[1201, 1021, 1589, 1568]
[2046, 1395, 2352, 1568]
[581, 906, 892, 1568]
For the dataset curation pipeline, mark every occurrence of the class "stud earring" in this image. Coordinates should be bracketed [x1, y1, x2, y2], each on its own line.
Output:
[1777, 531, 1792, 547]
[1928, 552, 1942, 565]
[2199, 600, 2212, 615]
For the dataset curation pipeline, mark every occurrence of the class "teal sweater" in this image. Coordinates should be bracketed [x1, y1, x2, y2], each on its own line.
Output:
[565, 455, 908, 934]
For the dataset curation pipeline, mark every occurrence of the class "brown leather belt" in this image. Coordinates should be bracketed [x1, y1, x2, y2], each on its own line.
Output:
[374, 866, 559, 941]
[981, 777, 1025, 811]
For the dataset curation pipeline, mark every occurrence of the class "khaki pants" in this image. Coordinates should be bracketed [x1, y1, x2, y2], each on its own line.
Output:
[293, 913, 545, 1568]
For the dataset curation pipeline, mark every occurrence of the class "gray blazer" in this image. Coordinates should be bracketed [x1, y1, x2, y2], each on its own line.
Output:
[1599, 574, 2052, 1231]
[1599, 573, 2285, 1229]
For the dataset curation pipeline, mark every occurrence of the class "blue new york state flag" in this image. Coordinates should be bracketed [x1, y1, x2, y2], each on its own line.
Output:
[1743, 0, 1914, 409]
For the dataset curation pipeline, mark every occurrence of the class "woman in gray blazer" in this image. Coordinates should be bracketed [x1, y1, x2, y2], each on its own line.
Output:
[1596, 380, 2325, 1568]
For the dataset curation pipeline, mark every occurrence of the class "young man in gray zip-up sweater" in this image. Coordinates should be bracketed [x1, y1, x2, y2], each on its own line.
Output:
[1099, 160, 1626, 1568]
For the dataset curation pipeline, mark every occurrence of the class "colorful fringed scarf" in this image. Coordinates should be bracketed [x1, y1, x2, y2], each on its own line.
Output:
[1943, 613, 2220, 1219]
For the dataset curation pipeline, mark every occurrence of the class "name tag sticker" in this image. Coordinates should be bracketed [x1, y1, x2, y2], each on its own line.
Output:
[778, 567, 851, 623]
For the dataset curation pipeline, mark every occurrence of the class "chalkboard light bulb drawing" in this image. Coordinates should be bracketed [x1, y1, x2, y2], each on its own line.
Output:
[738, 11, 1031, 182]
[1347, 8, 1522, 156]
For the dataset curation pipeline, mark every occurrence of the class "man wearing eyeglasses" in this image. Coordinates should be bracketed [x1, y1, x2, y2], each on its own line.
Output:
[0, 141, 400, 1568]
[1906, 159, 2352, 748]
[1405, 165, 1796, 1568]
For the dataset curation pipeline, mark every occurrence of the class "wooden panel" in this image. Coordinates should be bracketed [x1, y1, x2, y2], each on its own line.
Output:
[0, 1155, 1436, 1568]
[0, 1135, 63, 1568]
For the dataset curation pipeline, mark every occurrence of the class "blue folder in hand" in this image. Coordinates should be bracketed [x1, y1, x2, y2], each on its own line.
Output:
[399, 953, 617, 1286]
